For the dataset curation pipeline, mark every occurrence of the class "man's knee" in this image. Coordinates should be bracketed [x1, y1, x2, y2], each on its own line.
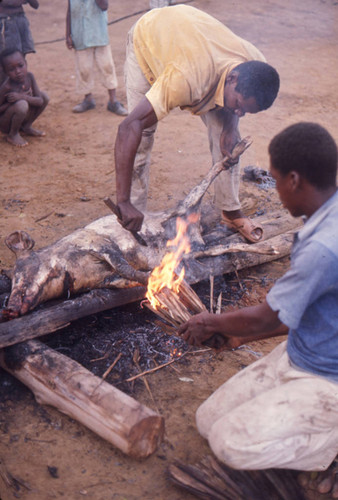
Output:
[208, 420, 246, 469]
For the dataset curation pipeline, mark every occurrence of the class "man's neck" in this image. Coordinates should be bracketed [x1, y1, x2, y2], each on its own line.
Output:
[304, 186, 337, 218]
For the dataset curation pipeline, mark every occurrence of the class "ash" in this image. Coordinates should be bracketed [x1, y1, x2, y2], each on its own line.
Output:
[0, 273, 266, 399]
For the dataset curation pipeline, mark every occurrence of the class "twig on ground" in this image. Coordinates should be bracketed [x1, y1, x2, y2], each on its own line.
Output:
[35, 211, 54, 223]
[102, 352, 123, 380]
[209, 275, 214, 313]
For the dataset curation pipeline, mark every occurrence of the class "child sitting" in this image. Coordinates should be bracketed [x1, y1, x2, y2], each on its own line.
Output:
[0, 47, 49, 146]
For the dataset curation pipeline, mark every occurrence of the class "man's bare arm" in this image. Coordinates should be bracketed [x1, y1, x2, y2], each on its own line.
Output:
[65, 0, 73, 49]
[114, 96, 158, 231]
[95, 0, 108, 11]
[178, 300, 286, 347]
[220, 110, 240, 158]
[25, 0, 39, 9]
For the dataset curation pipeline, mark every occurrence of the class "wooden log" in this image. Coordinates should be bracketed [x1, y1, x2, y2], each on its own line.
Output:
[0, 340, 164, 458]
[0, 287, 146, 349]
[184, 230, 297, 285]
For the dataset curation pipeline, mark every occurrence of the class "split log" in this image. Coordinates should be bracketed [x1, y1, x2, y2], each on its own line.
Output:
[0, 287, 146, 349]
[168, 455, 307, 500]
[184, 229, 297, 285]
[0, 340, 164, 458]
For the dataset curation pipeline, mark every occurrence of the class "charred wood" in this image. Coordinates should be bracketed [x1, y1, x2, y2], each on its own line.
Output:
[0, 287, 146, 349]
[168, 455, 307, 500]
[0, 340, 164, 458]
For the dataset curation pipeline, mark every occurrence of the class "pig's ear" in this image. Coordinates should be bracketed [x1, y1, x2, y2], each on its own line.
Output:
[5, 231, 35, 256]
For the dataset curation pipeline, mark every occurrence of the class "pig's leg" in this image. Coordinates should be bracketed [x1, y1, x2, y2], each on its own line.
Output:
[90, 251, 150, 285]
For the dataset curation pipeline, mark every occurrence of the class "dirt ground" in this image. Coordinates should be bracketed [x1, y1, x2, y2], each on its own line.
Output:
[0, 0, 337, 499]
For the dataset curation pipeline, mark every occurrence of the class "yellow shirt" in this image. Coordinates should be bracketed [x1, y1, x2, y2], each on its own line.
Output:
[133, 5, 266, 120]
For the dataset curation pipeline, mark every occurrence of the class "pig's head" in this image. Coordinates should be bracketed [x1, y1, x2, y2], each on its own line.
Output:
[3, 231, 64, 319]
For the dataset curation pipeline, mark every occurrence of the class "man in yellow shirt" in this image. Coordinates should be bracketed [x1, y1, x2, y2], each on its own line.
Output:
[114, 5, 280, 242]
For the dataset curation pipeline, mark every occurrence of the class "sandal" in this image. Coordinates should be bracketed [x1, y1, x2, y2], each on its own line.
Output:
[221, 213, 263, 243]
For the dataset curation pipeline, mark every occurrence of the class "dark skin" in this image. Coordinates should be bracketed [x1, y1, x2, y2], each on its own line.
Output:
[178, 161, 338, 498]
[178, 163, 337, 347]
[0, 51, 46, 146]
[65, 0, 118, 105]
[0, 0, 39, 16]
[114, 71, 261, 233]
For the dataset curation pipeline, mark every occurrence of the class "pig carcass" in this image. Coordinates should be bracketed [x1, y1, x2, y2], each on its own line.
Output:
[2, 138, 284, 319]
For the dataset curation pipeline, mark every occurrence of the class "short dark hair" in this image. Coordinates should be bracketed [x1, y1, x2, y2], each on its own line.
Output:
[269, 122, 338, 189]
[233, 61, 280, 111]
[0, 47, 25, 70]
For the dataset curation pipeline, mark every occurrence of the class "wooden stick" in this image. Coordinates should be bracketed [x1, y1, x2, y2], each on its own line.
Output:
[125, 352, 187, 382]
[102, 352, 123, 380]
[0, 340, 164, 458]
[210, 275, 214, 313]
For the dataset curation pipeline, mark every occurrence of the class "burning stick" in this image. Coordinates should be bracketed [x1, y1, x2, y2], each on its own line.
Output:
[144, 215, 206, 328]
[145, 278, 206, 328]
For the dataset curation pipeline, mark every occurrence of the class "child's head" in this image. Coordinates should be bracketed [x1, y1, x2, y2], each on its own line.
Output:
[0, 48, 27, 82]
[269, 122, 337, 190]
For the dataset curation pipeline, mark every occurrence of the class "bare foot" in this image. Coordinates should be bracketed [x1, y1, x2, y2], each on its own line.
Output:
[21, 126, 46, 137]
[298, 464, 338, 498]
[7, 133, 28, 147]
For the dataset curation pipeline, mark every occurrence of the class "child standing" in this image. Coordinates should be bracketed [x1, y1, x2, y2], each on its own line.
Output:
[66, 0, 127, 116]
[0, 0, 39, 84]
[0, 48, 49, 146]
[0, 0, 39, 55]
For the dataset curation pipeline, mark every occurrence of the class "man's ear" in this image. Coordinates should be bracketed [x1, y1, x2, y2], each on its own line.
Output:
[228, 70, 239, 85]
[288, 171, 301, 191]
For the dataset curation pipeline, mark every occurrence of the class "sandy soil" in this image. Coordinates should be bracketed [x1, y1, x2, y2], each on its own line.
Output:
[0, 0, 337, 499]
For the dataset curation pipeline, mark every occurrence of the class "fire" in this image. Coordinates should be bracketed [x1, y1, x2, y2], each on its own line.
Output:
[146, 214, 199, 309]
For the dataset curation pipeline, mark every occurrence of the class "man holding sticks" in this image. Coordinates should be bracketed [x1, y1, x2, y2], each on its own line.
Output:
[114, 4, 279, 243]
[178, 122, 338, 498]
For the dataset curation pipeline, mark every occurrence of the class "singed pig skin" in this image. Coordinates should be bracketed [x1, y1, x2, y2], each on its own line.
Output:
[5, 214, 166, 318]
[4, 139, 252, 318]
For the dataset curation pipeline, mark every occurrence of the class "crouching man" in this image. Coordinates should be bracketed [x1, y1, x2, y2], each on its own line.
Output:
[179, 122, 338, 498]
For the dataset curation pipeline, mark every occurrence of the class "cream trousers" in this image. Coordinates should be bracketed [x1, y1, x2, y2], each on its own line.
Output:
[196, 341, 338, 471]
[124, 27, 241, 212]
[75, 45, 118, 95]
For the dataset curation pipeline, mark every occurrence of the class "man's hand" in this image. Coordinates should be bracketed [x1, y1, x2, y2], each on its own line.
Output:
[66, 34, 73, 50]
[117, 200, 144, 232]
[178, 311, 217, 347]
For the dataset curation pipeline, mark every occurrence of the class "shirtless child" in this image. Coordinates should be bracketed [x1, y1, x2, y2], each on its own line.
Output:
[0, 48, 49, 146]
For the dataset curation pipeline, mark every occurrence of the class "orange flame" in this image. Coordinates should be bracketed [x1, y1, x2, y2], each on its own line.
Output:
[146, 214, 199, 309]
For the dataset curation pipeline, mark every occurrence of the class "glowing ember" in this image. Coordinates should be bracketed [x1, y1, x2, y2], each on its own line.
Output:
[146, 214, 199, 309]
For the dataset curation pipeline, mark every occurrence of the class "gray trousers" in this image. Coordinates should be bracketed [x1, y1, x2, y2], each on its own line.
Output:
[196, 341, 338, 471]
[124, 26, 241, 212]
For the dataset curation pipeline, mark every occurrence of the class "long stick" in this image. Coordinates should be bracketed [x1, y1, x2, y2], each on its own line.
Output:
[125, 353, 187, 382]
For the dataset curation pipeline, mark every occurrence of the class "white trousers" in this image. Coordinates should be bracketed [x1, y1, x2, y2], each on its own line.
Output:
[124, 27, 241, 212]
[75, 45, 118, 95]
[196, 341, 338, 471]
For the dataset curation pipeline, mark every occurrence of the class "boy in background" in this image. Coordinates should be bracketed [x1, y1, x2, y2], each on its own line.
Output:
[0, 0, 38, 54]
[66, 0, 127, 116]
[0, 48, 48, 146]
[0, 0, 39, 84]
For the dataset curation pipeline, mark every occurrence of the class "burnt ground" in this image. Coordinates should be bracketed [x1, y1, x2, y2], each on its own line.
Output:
[0, 0, 338, 499]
